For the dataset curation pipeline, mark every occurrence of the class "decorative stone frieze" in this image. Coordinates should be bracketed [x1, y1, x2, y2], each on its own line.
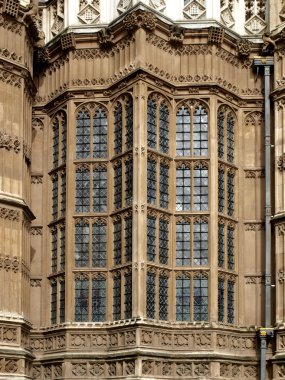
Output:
[123, 10, 156, 31]
[0, 68, 21, 87]
[0, 208, 20, 221]
[30, 279, 42, 287]
[244, 169, 265, 178]
[245, 275, 265, 284]
[244, 222, 265, 231]
[0, 131, 21, 153]
[237, 39, 252, 57]
[277, 153, 285, 171]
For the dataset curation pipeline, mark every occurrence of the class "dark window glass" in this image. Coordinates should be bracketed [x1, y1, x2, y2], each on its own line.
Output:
[114, 103, 122, 155]
[160, 163, 169, 209]
[193, 163, 208, 211]
[227, 115, 234, 163]
[176, 164, 191, 211]
[193, 220, 208, 266]
[60, 225, 65, 270]
[218, 223, 225, 268]
[76, 110, 90, 159]
[125, 98, 133, 150]
[147, 99, 157, 149]
[59, 280, 65, 323]
[217, 111, 224, 159]
[193, 275, 208, 321]
[92, 277, 106, 321]
[60, 172, 66, 216]
[125, 159, 133, 206]
[218, 169, 224, 213]
[51, 229, 57, 273]
[124, 272, 132, 319]
[52, 176, 58, 220]
[227, 280, 234, 323]
[75, 168, 90, 213]
[227, 172, 235, 216]
[218, 278, 224, 322]
[114, 163, 122, 210]
[75, 278, 89, 322]
[147, 158, 156, 204]
[146, 271, 156, 319]
[193, 106, 208, 156]
[159, 219, 168, 265]
[227, 226, 235, 270]
[176, 222, 190, 266]
[125, 217, 132, 262]
[92, 223, 107, 267]
[176, 106, 191, 156]
[53, 118, 59, 167]
[75, 221, 89, 267]
[159, 102, 169, 153]
[113, 275, 121, 320]
[51, 282, 57, 324]
[147, 216, 156, 262]
[93, 168, 107, 212]
[176, 273, 190, 321]
[93, 108, 107, 158]
[61, 114, 67, 163]
[113, 220, 122, 265]
[159, 275, 168, 320]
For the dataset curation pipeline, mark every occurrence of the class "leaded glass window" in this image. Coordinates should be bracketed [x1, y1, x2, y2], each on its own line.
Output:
[176, 222, 190, 266]
[193, 106, 208, 156]
[113, 219, 122, 265]
[218, 223, 225, 268]
[53, 119, 59, 167]
[75, 221, 89, 267]
[113, 274, 121, 320]
[75, 277, 89, 322]
[193, 163, 208, 211]
[61, 114, 67, 163]
[176, 106, 191, 156]
[147, 158, 156, 204]
[218, 278, 224, 322]
[114, 163, 122, 210]
[60, 225, 65, 270]
[124, 272, 132, 319]
[92, 223, 107, 267]
[159, 102, 169, 153]
[125, 98, 133, 149]
[147, 99, 157, 149]
[218, 168, 225, 213]
[51, 281, 57, 324]
[217, 112, 224, 159]
[75, 167, 90, 212]
[227, 115, 235, 163]
[76, 110, 90, 159]
[125, 158, 133, 206]
[159, 219, 168, 265]
[52, 176, 58, 220]
[159, 274, 168, 320]
[114, 103, 122, 155]
[146, 271, 156, 319]
[147, 216, 156, 262]
[93, 167, 107, 212]
[51, 229, 57, 273]
[193, 220, 208, 266]
[193, 274, 208, 321]
[125, 216, 132, 262]
[60, 172, 66, 216]
[59, 280, 65, 323]
[227, 226, 235, 270]
[176, 273, 190, 321]
[227, 280, 234, 323]
[227, 172, 235, 216]
[93, 109, 107, 158]
[92, 276, 106, 321]
[160, 163, 169, 209]
[176, 164, 191, 211]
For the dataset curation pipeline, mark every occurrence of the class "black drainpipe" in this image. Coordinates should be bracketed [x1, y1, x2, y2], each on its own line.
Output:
[253, 57, 274, 380]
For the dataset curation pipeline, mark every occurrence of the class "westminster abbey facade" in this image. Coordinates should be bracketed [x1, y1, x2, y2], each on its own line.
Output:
[1, 0, 285, 379]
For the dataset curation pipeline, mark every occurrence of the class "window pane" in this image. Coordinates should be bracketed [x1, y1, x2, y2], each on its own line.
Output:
[76, 110, 90, 159]
[227, 280, 235, 324]
[218, 278, 224, 322]
[114, 163, 122, 210]
[124, 272, 132, 319]
[52, 176, 58, 220]
[93, 108, 107, 158]
[176, 274, 190, 321]
[125, 159, 133, 206]
[92, 224, 107, 267]
[193, 275, 208, 321]
[193, 220, 208, 266]
[227, 173, 235, 216]
[93, 168, 107, 212]
[147, 158, 156, 204]
[125, 217, 132, 262]
[113, 275, 121, 320]
[92, 277, 106, 322]
[159, 102, 169, 153]
[75, 168, 90, 213]
[193, 106, 208, 156]
[113, 220, 122, 265]
[176, 222, 190, 266]
[114, 103, 122, 155]
[60, 226, 65, 270]
[176, 106, 190, 156]
[51, 282, 57, 324]
[51, 229, 57, 273]
[217, 111, 224, 159]
[61, 113, 67, 163]
[193, 163, 208, 211]
[146, 272, 156, 319]
[227, 115, 235, 163]
[59, 280, 65, 323]
[160, 163, 169, 209]
[75, 278, 89, 322]
[147, 99, 157, 149]
[159, 275, 168, 320]
[75, 221, 89, 267]
[53, 118, 59, 167]
[125, 98, 133, 150]
[218, 223, 225, 268]
[159, 220, 168, 265]
[147, 216, 156, 262]
[176, 164, 191, 211]
[227, 226, 235, 270]
[218, 169, 224, 213]
[60, 172, 66, 216]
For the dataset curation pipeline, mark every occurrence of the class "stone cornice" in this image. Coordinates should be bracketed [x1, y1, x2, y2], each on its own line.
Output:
[0, 193, 35, 221]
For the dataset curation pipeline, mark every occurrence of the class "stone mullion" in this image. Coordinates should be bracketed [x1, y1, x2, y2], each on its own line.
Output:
[132, 80, 147, 318]
[276, 225, 285, 322]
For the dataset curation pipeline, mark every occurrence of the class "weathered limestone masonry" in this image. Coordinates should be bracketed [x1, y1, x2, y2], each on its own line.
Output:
[1, 0, 285, 379]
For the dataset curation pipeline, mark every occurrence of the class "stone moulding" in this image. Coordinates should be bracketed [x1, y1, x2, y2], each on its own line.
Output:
[0, 67, 22, 87]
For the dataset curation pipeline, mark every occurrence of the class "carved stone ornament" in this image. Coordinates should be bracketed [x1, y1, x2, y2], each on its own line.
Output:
[0, 207, 20, 221]
[30, 279, 42, 287]
[277, 153, 285, 171]
[169, 25, 184, 46]
[123, 10, 156, 32]
[237, 39, 252, 57]
[0, 131, 20, 153]
[0, 255, 20, 272]
[3, 0, 20, 18]
[278, 268, 285, 283]
[31, 175, 43, 184]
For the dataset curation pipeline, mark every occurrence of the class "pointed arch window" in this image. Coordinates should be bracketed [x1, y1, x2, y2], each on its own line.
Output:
[159, 274, 168, 320]
[76, 109, 91, 159]
[176, 272, 190, 321]
[93, 108, 107, 158]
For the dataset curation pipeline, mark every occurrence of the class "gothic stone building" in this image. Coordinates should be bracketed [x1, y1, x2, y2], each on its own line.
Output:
[1, 0, 285, 379]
